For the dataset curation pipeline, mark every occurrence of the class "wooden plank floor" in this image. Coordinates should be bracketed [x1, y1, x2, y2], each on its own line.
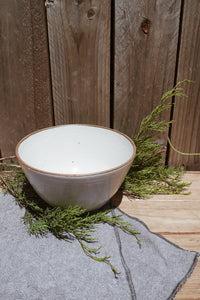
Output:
[113, 172, 200, 299]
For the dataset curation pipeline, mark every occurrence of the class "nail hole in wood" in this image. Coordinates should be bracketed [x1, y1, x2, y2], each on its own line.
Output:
[74, 0, 83, 5]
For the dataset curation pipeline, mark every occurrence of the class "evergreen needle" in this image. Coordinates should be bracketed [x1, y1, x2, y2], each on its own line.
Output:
[123, 80, 193, 198]
[0, 168, 140, 276]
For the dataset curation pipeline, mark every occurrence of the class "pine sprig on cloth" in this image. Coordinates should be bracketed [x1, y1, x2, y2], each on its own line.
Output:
[0, 169, 140, 276]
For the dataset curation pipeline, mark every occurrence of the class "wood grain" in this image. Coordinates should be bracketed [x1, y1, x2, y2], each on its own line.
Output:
[162, 234, 200, 252]
[0, 0, 53, 156]
[114, 0, 181, 147]
[168, 0, 200, 170]
[117, 197, 200, 233]
[46, 0, 110, 126]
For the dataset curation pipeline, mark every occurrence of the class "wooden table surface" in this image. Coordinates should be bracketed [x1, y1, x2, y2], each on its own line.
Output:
[113, 172, 200, 299]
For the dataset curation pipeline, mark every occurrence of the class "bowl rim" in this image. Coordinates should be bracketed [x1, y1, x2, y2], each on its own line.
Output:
[15, 124, 136, 177]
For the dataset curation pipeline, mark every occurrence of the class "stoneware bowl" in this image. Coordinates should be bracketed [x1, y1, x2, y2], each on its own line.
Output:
[16, 124, 136, 211]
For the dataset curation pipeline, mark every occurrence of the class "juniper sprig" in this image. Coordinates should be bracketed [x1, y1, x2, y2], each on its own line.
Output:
[0, 168, 140, 276]
[122, 80, 193, 198]
[136, 79, 193, 138]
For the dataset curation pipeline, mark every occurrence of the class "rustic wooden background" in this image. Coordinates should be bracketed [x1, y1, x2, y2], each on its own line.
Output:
[0, 0, 199, 170]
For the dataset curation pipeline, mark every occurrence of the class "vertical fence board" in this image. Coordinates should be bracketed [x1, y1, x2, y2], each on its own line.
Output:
[46, 0, 110, 126]
[114, 0, 181, 146]
[168, 0, 200, 170]
[0, 0, 53, 156]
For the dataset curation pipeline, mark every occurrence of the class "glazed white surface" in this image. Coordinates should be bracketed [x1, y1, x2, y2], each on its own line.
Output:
[17, 125, 136, 210]
[18, 125, 134, 175]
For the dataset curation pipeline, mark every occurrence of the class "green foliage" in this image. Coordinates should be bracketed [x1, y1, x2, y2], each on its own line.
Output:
[122, 80, 192, 198]
[136, 80, 192, 138]
[0, 169, 140, 276]
[123, 162, 189, 199]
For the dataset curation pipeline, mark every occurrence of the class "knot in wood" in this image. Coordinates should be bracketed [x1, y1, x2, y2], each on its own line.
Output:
[141, 18, 151, 34]
[87, 8, 96, 20]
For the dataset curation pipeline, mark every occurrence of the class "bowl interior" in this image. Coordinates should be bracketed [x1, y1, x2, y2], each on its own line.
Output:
[17, 125, 135, 175]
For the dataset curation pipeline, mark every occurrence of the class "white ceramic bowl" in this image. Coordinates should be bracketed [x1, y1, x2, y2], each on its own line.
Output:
[16, 124, 136, 211]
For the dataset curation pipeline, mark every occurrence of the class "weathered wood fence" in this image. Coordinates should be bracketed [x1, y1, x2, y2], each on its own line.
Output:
[0, 0, 200, 170]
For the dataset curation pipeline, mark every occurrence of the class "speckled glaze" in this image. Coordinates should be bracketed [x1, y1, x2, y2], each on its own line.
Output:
[16, 124, 136, 211]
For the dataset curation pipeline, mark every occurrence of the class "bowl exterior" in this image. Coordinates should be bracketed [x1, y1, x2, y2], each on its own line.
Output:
[20, 162, 133, 211]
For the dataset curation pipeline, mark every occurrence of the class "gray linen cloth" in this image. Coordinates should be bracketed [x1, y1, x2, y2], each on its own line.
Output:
[0, 193, 199, 300]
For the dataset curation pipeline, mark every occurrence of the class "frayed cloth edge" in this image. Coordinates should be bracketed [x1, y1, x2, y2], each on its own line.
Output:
[115, 207, 200, 299]
[168, 252, 200, 300]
